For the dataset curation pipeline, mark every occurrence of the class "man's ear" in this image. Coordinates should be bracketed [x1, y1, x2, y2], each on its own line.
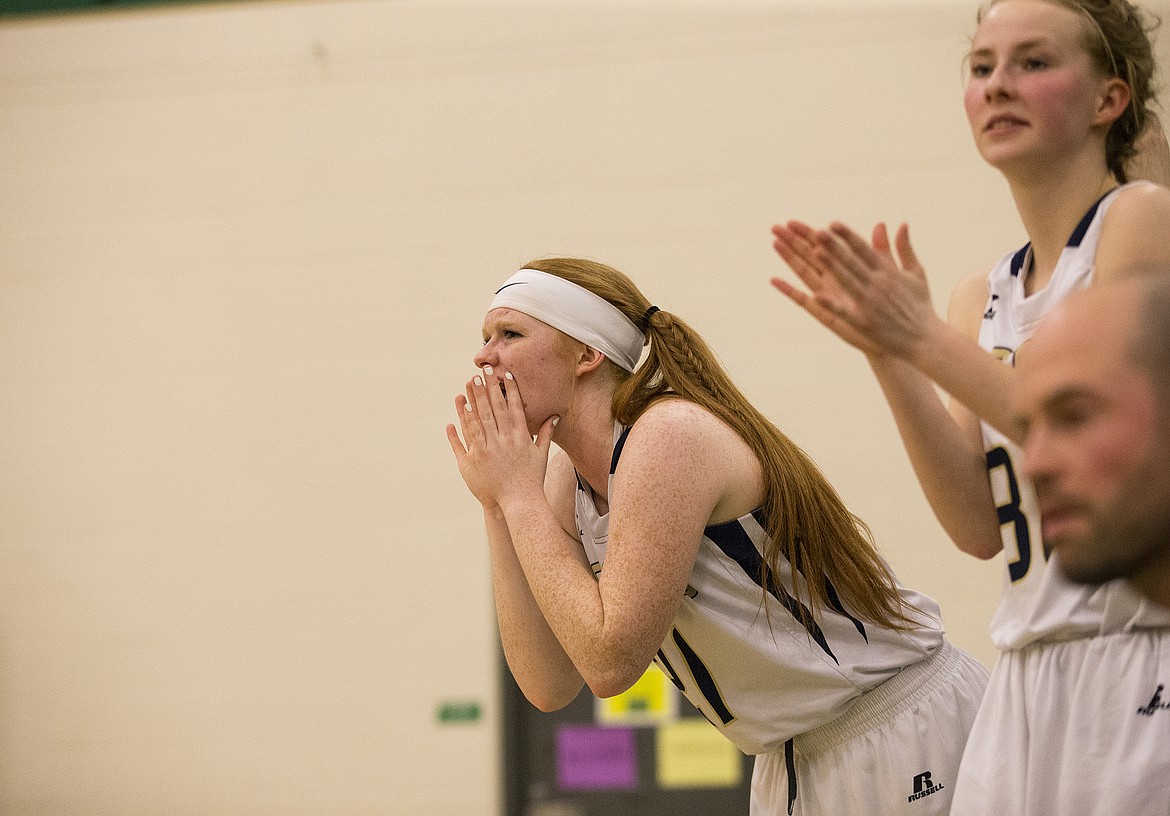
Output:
[576, 345, 607, 376]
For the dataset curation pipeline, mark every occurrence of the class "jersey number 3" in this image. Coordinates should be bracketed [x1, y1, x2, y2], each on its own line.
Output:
[986, 446, 1043, 582]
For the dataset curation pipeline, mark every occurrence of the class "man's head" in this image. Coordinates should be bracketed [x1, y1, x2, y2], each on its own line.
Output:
[1014, 275, 1170, 605]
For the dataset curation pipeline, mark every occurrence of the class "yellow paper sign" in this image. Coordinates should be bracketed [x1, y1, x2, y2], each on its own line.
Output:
[595, 664, 677, 726]
[656, 718, 743, 789]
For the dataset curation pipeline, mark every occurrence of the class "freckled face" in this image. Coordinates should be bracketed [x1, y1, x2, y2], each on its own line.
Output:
[964, 0, 1110, 172]
[473, 308, 582, 435]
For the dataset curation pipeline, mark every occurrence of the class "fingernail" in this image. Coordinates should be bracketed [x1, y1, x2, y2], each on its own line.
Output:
[483, 365, 494, 377]
[552, 416, 560, 427]
[465, 402, 473, 412]
[504, 372, 514, 381]
[474, 376, 483, 387]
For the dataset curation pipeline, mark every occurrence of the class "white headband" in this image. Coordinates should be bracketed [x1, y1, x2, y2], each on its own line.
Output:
[489, 269, 645, 372]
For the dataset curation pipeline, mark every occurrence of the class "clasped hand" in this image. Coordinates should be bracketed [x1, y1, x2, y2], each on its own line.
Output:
[445, 365, 558, 512]
[770, 220, 939, 361]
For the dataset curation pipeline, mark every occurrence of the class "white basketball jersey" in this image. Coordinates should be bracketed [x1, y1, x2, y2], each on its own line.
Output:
[978, 183, 1170, 650]
[575, 423, 946, 756]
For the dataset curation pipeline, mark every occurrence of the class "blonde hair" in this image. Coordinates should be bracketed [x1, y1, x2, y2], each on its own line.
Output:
[525, 256, 914, 631]
[979, 0, 1160, 182]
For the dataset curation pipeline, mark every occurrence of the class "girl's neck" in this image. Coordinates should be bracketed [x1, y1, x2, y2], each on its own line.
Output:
[1006, 155, 1118, 295]
[553, 387, 619, 504]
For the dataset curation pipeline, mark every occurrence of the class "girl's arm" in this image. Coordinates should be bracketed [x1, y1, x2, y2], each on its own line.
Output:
[772, 223, 1003, 558]
[448, 378, 585, 711]
[865, 271, 1003, 559]
[569, 399, 756, 697]
[784, 221, 1023, 440]
[449, 368, 737, 700]
[770, 185, 1170, 559]
[484, 453, 586, 711]
[1093, 182, 1170, 283]
[779, 183, 1170, 440]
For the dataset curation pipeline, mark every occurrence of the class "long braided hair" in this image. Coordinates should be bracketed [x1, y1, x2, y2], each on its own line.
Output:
[524, 257, 915, 631]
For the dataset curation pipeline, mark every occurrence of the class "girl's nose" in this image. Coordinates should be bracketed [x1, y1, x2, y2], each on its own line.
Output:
[473, 343, 494, 369]
[985, 64, 1012, 101]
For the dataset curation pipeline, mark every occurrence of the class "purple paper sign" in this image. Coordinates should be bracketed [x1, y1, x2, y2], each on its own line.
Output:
[556, 725, 638, 790]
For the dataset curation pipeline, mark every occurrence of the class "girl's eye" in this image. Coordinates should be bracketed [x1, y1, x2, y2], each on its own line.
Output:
[970, 63, 992, 78]
[483, 330, 521, 345]
[1023, 58, 1048, 71]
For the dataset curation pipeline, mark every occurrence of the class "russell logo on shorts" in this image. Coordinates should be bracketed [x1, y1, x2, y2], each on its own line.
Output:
[908, 771, 945, 803]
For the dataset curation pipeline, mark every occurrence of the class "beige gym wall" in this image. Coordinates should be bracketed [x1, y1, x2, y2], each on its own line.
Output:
[3, 0, 1167, 813]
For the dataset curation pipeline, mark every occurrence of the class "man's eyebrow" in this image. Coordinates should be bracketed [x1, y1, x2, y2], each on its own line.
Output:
[1012, 385, 1101, 438]
[1039, 385, 1108, 418]
[1043, 385, 1097, 406]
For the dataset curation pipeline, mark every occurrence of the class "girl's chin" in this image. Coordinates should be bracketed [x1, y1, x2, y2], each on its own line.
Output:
[526, 411, 559, 437]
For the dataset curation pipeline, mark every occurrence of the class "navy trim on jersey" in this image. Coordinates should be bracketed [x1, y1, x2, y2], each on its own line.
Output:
[610, 425, 632, 474]
[825, 579, 868, 642]
[673, 629, 736, 725]
[704, 517, 839, 664]
[779, 533, 868, 642]
[1009, 245, 1029, 278]
[785, 738, 797, 815]
[1009, 190, 1112, 276]
[608, 422, 850, 660]
[655, 649, 723, 729]
[655, 649, 685, 691]
[1068, 192, 1109, 247]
